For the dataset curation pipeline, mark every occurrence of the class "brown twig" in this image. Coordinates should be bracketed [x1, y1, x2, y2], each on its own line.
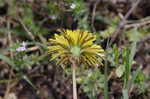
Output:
[125, 19, 150, 29]
[4, 18, 14, 99]
[109, 0, 141, 46]
[7, 18, 13, 57]
[4, 69, 15, 99]
[91, 0, 101, 32]
[18, 18, 35, 40]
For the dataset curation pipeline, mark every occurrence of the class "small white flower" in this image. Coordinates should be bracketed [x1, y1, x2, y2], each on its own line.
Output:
[50, 15, 57, 20]
[16, 42, 27, 52]
[22, 42, 27, 47]
[70, 3, 76, 9]
[16, 46, 27, 52]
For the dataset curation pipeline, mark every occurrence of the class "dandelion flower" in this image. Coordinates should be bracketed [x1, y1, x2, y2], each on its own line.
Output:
[48, 29, 104, 66]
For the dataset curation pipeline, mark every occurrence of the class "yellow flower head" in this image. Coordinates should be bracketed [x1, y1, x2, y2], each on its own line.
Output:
[48, 29, 104, 66]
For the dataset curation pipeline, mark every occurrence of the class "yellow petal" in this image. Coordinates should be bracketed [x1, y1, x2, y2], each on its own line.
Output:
[48, 45, 66, 52]
[81, 36, 96, 48]
[57, 56, 69, 64]
[82, 45, 104, 55]
[78, 30, 88, 45]
[49, 34, 70, 47]
[51, 51, 69, 60]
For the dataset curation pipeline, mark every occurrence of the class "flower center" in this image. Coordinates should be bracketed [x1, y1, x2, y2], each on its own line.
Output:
[70, 46, 81, 58]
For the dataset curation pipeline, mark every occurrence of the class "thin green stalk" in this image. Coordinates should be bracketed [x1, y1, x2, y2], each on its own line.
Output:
[124, 48, 130, 89]
[104, 61, 108, 99]
[72, 60, 77, 99]
[123, 42, 136, 99]
[123, 48, 130, 99]
[104, 38, 110, 99]
[123, 89, 129, 99]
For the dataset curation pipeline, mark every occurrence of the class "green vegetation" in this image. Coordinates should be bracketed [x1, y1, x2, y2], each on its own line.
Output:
[0, 0, 150, 99]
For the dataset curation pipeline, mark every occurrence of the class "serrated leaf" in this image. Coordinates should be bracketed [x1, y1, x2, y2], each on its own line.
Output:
[126, 28, 143, 42]
[101, 26, 116, 38]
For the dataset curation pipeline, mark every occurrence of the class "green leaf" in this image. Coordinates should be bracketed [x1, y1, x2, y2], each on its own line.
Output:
[113, 45, 119, 66]
[0, 55, 16, 69]
[116, 65, 125, 78]
[101, 26, 116, 38]
[22, 75, 37, 89]
[0, 0, 5, 6]
[126, 28, 143, 42]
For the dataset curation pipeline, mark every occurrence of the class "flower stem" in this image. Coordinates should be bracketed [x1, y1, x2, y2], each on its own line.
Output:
[72, 60, 77, 99]
[104, 62, 108, 99]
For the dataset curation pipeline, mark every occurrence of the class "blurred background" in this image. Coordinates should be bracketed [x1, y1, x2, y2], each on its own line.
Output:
[0, 0, 150, 99]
